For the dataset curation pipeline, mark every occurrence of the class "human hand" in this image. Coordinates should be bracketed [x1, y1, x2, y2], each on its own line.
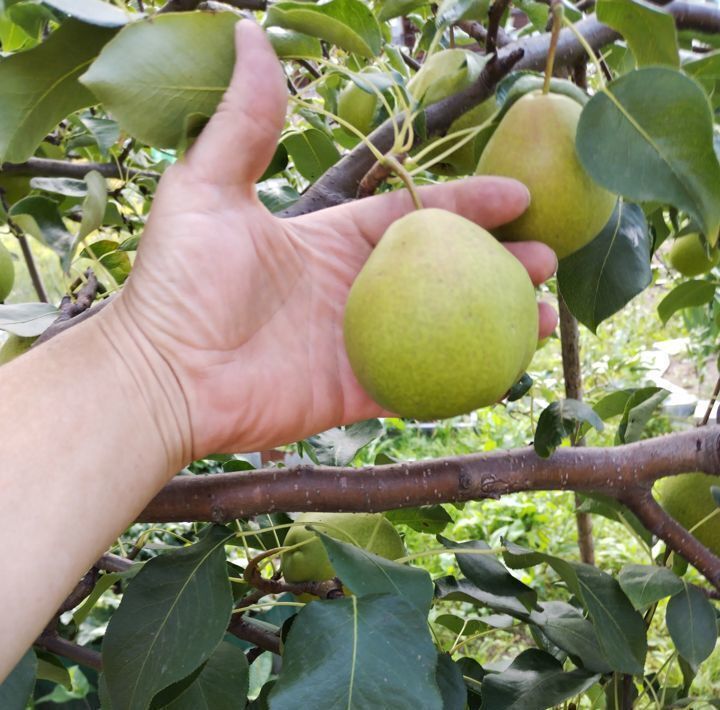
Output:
[113, 20, 557, 458]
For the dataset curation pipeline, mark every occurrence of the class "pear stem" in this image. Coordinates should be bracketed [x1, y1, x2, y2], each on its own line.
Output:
[562, 15, 607, 88]
[543, 0, 564, 94]
[382, 154, 424, 210]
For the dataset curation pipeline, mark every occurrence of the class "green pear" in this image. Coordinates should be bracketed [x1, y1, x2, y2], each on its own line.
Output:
[476, 90, 617, 259]
[668, 233, 720, 277]
[0, 334, 36, 366]
[281, 512, 405, 584]
[343, 208, 538, 419]
[408, 49, 496, 175]
[337, 80, 379, 135]
[0, 241, 15, 302]
[655, 473, 720, 555]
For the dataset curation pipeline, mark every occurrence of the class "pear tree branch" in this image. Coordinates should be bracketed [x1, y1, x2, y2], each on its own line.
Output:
[0, 158, 159, 180]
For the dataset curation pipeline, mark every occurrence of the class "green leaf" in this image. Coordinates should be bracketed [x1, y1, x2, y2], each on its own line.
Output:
[616, 386, 670, 444]
[577, 68, 720, 241]
[269, 595, 442, 709]
[281, 128, 341, 183]
[558, 201, 651, 333]
[0, 19, 116, 163]
[266, 27, 322, 59]
[81, 12, 237, 149]
[479, 649, 599, 710]
[102, 525, 234, 710]
[159, 642, 249, 710]
[0, 302, 59, 336]
[596, 0, 679, 67]
[35, 652, 72, 689]
[266, 0, 383, 57]
[436, 0, 489, 26]
[0, 648, 36, 709]
[377, 0, 429, 22]
[618, 564, 684, 610]
[575, 493, 653, 546]
[9, 196, 74, 270]
[43, 0, 132, 26]
[434, 576, 535, 621]
[666, 582, 718, 672]
[533, 601, 612, 674]
[658, 280, 717, 325]
[436, 653, 466, 710]
[318, 532, 434, 614]
[73, 571, 122, 625]
[534, 399, 604, 458]
[440, 537, 537, 609]
[257, 181, 299, 213]
[303, 419, 383, 466]
[29, 177, 87, 197]
[78, 170, 107, 241]
[385, 505, 452, 534]
[80, 116, 120, 154]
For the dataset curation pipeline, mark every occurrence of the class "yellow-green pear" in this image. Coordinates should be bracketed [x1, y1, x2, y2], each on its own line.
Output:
[476, 91, 617, 259]
[668, 233, 720, 277]
[655, 473, 720, 555]
[0, 334, 36, 365]
[338, 80, 379, 135]
[408, 49, 496, 175]
[281, 512, 405, 584]
[0, 241, 14, 302]
[343, 209, 538, 419]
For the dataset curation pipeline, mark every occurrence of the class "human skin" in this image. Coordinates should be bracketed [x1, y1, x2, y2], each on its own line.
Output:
[0, 20, 557, 680]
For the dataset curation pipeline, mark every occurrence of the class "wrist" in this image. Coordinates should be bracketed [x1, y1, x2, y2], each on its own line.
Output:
[95, 297, 194, 475]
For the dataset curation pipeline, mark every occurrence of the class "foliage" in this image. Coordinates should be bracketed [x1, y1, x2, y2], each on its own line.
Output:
[1, 0, 720, 708]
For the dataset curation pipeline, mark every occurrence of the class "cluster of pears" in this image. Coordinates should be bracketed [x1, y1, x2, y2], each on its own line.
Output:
[281, 512, 405, 589]
[667, 233, 720, 277]
[656, 474, 720, 555]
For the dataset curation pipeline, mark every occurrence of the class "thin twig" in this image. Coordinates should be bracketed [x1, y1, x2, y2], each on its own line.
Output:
[486, 0, 513, 54]
[35, 634, 103, 671]
[700, 375, 720, 426]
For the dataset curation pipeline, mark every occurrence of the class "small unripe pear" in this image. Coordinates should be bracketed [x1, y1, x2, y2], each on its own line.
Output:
[0, 334, 35, 366]
[476, 91, 617, 259]
[408, 49, 495, 175]
[655, 473, 720, 555]
[668, 233, 719, 277]
[281, 512, 405, 584]
[0, 241, 15, 302]
[337, 81, 379, 135]
[344, 209, 538, 419]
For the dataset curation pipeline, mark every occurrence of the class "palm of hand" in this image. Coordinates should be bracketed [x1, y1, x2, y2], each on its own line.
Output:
[120, 22, 556, 457]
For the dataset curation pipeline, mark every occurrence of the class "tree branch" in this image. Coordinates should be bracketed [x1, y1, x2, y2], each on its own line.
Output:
[227, 616, 281, 655]
[35, 634, 103, 671]
[1, 158, 158, 181]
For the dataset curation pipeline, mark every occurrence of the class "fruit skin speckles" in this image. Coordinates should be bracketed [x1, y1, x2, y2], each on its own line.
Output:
[343, 208, 538, 420]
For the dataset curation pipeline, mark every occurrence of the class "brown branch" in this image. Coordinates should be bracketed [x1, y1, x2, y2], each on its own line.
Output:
[227, 616, 281, 654]
[356, 152, 408, 199]
[700, 375, 720, 426]
[35, 634, 103, 671]
[34, 296, 113, 347]
[1, 158, 158, 181]
[457, 20, 513, 48]
[96, 552, 134, 573]
[559, 297, 595, 565]
[486, 0, 513, 54]
[400, 51, 421, 72]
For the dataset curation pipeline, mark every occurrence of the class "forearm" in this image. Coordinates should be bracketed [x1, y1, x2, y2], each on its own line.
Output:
[0, 300, 191, 680]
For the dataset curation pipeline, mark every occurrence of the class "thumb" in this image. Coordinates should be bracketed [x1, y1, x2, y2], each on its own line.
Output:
[187, 20, 288, 186]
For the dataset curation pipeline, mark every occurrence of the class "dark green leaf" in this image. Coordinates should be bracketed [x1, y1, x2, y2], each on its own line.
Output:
[385, 505, 452, 534]
[596, 0, 679, 67]
[618, 564, 683, 610]
[479, 649, 599, 710]
[281, 128, 341, 183]
[434, 613, 486, 636]
[269, 595, 442, 710]
[534, 399, 604, 458]
[102, 526, 234, 710]
[436, 653, 466, 710]
[266, 0, 383, 57]
[657, 280, 717, 325]
[666, 582, 718, 671]
[9, 196, 74, 269]
[29, 177, 87, 197]
[0, 302, 59, 336]
[575, 493, 653, 546]
[161, 642, 249, 710]
[0, 19, 116, 163]
[304, 419, 382, 466]
[577, 68, 720, 240]
[81, 13, 237, 149]
[434, 576, 534, 620]
[440, 536, 536, 609]
[43, 0, 131, 26]
[558, 201, 651, 333]
[506, 373, 533, 402]
[318, 532, 433, 613]
[256, 181, 299, 213]
[0, 649, 36, 710]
